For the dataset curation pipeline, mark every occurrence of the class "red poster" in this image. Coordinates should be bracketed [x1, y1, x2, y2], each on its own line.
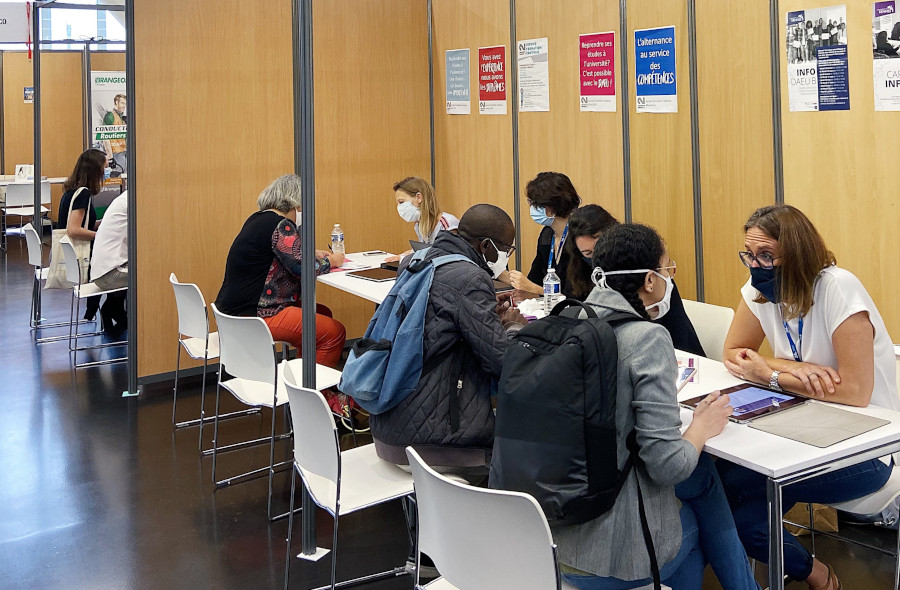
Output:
[478, 45, 507, 115]
[579, 32, 616, 112]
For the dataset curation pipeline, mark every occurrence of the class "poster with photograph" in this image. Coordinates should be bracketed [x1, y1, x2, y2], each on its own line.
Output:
[91, 71, 127, 173]
[478, 45, 507, 115]
[634, 26, 677, 113]
[445, 49, 471, 115]
[579, 32, 616, 112]
[873, 2, 900, 110]
[23, 87, 33, 104]
[517, 38, 549, 112]
[786, 6, 850, 112]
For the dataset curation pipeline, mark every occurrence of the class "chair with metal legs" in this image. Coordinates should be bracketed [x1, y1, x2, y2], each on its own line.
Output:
[169, 273, 260, 453]
[282, 364, 414, 590]
[59, 236, 127, 368]
[210, 303, 341, 521]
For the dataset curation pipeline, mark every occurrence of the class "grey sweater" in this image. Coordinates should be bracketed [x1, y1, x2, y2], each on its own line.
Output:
[552, 287, 699, 581]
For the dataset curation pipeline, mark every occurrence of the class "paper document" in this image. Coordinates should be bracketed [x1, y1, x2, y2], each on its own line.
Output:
[749, 403, 890, 448]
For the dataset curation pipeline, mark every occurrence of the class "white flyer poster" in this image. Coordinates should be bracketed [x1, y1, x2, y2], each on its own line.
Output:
[90, 71, 127, 173]
[874, 2, 900, 110]
[0, 2, 30, 44]
[517, 37, 550, 112]
[786, 6, 850, 112]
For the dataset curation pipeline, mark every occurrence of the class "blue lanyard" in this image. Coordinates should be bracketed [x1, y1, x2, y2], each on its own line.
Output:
[548, 225, 568, 269]
[782, 315, 804, 362]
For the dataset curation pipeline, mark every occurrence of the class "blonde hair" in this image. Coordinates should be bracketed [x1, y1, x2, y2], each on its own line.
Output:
[393, 176, 441, 237]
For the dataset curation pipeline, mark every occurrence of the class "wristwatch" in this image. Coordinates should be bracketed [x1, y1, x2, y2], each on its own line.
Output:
[769, 370, 782, 391]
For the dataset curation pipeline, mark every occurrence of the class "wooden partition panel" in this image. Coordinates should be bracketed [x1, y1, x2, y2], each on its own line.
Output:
[432, 1, 514, 236]
[134, 0, 295, 378]
[91, 51, 125, 72]
[696, 0, 774, 309]
[627, 0, 697, 299]
[514, 0, 625, 268]
[781, 1, 900, 338]
[312, 0, 431, 338]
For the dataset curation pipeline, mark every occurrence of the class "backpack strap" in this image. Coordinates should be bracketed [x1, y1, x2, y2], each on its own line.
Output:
[625, 432, 662, 590]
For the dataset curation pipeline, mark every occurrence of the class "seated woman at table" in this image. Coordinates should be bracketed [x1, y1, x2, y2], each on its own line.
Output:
[508, 171, 581, 295]
[214, 174, 346, 367]
[564, 204, 706, 356]
[56, 148, 107, 320]
[718, 204, 899, 590]
[384, 176, 459, 263]
[550, 223, 759, 590]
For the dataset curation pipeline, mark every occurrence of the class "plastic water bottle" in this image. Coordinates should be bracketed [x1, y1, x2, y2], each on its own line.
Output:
[330, 224, 345, 255]
[543, 267, 561, 314]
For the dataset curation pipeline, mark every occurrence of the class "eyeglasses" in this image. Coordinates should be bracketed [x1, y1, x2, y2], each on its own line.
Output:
[656, 260, 677, 277]
[483, 238, 516, 256]
[738, 251, 780, 269]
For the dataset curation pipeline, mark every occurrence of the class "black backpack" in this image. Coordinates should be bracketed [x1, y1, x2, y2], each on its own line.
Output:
[489, 299, 661, 589]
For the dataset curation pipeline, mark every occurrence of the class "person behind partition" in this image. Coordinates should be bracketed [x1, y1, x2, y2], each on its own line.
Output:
[57, 148, 107, 321]
[544, 223, 760, 590]
[718, 205, 899, 590]
[370, 204, 526, 475]
[214, 174, 346, 367]
[564, 205, 705, 356]
[384, 176, 459, 263]
[90, 192, 128, 336]
[508, 171, 581, 296]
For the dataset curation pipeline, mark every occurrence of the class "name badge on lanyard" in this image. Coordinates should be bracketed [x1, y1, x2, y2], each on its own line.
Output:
[548, 225, 569, 269]
[782, 314, 804, 363]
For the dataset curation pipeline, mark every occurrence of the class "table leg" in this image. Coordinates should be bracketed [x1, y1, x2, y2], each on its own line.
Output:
[767, 477, 785, 590]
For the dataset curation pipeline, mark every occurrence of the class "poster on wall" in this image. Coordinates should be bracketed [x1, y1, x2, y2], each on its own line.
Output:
[23, 87, 33, 104]
[91, 71, 127, 173]
[517, 37, 549, 112]
[478, 45, 507, 115]
[873, 1, 900, 110]
[0, 2, 30, 44]
[579, 32, 616, 112]
[786, 6, 850, 112]
[445, 49, 471, 115]
[634, 26, 677, 113]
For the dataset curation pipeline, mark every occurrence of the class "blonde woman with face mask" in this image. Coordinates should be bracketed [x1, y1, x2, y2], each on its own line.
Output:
[384, 176, 460, 263]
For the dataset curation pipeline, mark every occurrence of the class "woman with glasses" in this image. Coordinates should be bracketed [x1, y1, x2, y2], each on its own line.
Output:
[508, 171, 582, 296]
[717, 205, 899, 590]
[563, 205, 705, 356]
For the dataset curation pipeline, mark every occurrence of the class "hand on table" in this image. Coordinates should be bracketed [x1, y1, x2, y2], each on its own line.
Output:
[508, 271, 542, 294]
[326, 252, 345, 268]
[315, 249, 331, 259]
[384, 254, 400, 263]
[782, 361, 840, 399]
[724, 348, 772, 384]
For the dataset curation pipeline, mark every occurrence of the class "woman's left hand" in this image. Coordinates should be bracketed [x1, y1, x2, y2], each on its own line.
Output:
[724, 349, 772, 384]
[508, 270, 542, 294]
[315, 249, 331, 259]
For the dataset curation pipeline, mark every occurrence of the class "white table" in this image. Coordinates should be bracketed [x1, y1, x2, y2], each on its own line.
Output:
[317, 251, 396, 304]
[678, 355, 900, 589]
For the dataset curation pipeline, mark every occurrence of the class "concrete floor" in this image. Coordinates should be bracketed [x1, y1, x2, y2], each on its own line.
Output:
[0, 236, 896, 589]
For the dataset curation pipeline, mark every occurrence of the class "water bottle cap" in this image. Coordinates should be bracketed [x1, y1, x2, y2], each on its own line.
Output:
[547, 268, 555, 273]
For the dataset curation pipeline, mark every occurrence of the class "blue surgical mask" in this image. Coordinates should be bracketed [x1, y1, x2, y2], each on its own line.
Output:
[530, 205, 555, 227]
[750, 266, 781, 303]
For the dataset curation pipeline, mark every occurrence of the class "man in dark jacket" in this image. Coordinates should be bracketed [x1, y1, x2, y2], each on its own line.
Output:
[371, 204, 524, 472]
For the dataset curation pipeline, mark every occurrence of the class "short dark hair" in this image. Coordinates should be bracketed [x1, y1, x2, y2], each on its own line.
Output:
[64, 149, 107, 195]
[525, 172, 582, 219]
[458, 203, 513, 245]
[592, 223, 665, 320]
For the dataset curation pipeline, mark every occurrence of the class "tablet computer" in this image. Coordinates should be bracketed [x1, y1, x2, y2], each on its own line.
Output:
[493, 279, 514, 294]
[680, 383, 807, 424]
[409, 240, 430, 251]
[347, 268, 396, 282]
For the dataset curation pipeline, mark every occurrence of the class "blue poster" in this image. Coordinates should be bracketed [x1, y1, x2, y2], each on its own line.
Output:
[445, 49, 470, 115]
[817, 45, 850, 110]
[634, 26, 677, 113]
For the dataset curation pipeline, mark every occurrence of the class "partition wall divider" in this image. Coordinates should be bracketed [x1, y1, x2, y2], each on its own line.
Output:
[687, 0, 704, 301]
[619, 0, 633, 223]
[768, 0, 785, 204]
[508, 0, 523, 270]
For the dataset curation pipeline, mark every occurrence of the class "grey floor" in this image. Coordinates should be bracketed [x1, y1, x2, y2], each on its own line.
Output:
[0, 236, 897, 589]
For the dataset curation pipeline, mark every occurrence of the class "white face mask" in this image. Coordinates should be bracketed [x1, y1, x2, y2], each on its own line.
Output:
[397, 200, 421, 222]
[484, 239, 510, 279]
[591, 267, 675, 319]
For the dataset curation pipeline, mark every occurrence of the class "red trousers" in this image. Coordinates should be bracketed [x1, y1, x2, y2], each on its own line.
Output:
[263, 304, 346, 368]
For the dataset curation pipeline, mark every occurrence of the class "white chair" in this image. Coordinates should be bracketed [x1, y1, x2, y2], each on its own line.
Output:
[59, 235, 127, 368]
[169, 274, 261, 453]
[210, 303, 341, 521]
[681, 299, 735, 362]
[282, 365, 414, 590]
[2, 181, 51, 249]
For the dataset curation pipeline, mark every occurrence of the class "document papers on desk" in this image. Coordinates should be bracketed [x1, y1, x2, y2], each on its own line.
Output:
[749, 403, 890, 448]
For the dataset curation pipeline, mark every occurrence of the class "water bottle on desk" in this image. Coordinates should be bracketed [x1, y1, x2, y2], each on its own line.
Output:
[330, 224, 345, 255]
[543, 268, 561, 314]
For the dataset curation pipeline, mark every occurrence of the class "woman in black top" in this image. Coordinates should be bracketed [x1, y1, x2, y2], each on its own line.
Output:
[564, 205, 706, 356]
[508, 172, 581, 296]
[56, 149, 107, 320]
